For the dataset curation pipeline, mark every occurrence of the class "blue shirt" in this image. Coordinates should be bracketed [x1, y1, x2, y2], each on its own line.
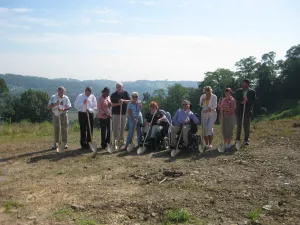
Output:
[172, 109, 200, 126]
[127, 101, 142, 118]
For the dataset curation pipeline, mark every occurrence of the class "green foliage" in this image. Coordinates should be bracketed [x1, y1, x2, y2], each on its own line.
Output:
[0, 120, 53, 136]
[0, 78, 9, 96]
[54, 206, 74, 221]
[247, 208, 261, 222]
[165, 209, 190, 224]
[3, 200, 23, 213]
[71, 120, 81, 132]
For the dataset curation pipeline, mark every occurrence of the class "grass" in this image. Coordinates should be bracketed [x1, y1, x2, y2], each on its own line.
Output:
[254, 105, 300, 123]
[3, 200, 23, 213]
[247, 208, 261, 222]
[54, 206, 74, 221]
[165, 209, 191, 224]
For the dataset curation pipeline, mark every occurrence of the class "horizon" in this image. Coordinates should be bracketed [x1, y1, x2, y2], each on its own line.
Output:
[0, 0, 299, 81]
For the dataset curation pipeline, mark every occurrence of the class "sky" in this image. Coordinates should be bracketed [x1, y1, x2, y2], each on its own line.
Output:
[0, 0, 299, 81]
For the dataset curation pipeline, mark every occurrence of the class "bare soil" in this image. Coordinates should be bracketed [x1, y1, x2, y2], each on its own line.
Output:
[1, 118, 300, 225]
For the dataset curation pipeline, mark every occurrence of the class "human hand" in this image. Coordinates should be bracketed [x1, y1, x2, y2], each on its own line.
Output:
[58, 107, 64, 111]
[157, 119, 161, 124]
[119, 99, 124, 104]
[135, 118, 138, 124]
[84, 99, 87, 105]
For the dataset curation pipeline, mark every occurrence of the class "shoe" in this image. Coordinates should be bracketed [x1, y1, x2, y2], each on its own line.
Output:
[225, 147, 231, 153]
[244, 140, 249, 146]
[64, 144, 68, 149]
[208, 145, 213, 149]
[51, 144, 57, 150]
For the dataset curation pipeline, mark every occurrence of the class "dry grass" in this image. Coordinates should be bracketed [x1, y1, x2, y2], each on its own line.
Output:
[0, 117, 300, 225]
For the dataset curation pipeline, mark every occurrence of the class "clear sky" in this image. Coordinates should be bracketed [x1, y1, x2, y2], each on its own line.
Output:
[0, 0, 299, 81]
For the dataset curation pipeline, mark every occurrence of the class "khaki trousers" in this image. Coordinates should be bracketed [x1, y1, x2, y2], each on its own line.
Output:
[170, 125, 191, 147]
[53, 114, 69, 144]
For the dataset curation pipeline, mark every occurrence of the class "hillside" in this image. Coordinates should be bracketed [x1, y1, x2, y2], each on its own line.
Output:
[0, 117, 300, 224]
[0, 73, 198, 103]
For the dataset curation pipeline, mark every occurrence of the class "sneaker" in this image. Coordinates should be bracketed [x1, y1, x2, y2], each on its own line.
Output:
[51, 144, 57, 150]
[244, 140, 249, 146]
[208, 145, 213, 149]
[64, 144, 68, 149]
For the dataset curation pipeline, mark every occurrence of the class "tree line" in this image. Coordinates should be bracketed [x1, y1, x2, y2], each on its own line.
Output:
[0, 44, 299, 124]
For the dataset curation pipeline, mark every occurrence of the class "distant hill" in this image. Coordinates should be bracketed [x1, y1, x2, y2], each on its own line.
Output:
[0, 73, 199, 103]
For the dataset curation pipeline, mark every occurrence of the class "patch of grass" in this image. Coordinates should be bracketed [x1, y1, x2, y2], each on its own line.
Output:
[254, 105, 300, 123]
[3, 200, 23, 213]
[165, 209, 190, 224]
[54, 206, 74, 221]
[247, 208, 261, 222]
[77, 219, 98, 225]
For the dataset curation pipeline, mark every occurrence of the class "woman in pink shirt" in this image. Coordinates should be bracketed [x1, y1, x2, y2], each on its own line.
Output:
[218, 88, 236, 152]
[97, 87, 112, 149]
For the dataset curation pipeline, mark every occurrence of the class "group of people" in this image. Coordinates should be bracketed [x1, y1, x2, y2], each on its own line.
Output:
[48, 79, 256, 154]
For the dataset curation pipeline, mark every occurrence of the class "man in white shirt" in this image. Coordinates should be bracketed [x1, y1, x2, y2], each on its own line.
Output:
[74, 87, 97, 149]
[48, 86, 72, 150]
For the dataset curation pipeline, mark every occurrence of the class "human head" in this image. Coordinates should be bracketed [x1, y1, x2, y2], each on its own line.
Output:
[85, 87, 92, 97]
[57, 86, 65, 97]
[132, 92, 139, 103]
[102, 87, 110, 97]
[116, 82, 123, 93]
[182, 100, 191, 111]
[149, 101, 159, 114]
[242, 79, 250, 89]
[203, 86, 212, 95]
[224, 88, 232, 97]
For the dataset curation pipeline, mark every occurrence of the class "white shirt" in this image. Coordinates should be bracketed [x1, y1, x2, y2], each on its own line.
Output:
[74, 93, 97, 113]
[199, 94, 218, 117]
[48, 94, 71, 116]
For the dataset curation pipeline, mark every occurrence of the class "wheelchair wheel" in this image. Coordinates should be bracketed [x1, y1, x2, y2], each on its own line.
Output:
[162, 136, 169, 150]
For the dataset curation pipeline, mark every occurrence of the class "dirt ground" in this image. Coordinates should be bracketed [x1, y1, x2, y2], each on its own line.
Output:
[1, 118, 300, 225]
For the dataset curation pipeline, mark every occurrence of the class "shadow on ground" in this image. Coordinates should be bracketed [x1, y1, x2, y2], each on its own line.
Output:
[26, 148, 93, 163]
[0, 148, 54, 163]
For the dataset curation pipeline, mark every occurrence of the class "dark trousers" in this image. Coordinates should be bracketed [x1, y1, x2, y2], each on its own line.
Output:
[78, 112, 94, 148]
[99, 118, 110, 148]
[236, 115, 251, 141]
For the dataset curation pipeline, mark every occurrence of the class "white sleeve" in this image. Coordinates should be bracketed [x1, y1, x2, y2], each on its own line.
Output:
[93, 96, 97, 111]
[199, 94, 205, 106]
[65, 97, 72, 108]
[48, 95, 55, 106]
[74, 94, 84, 111]
[211, 95, 218, 110]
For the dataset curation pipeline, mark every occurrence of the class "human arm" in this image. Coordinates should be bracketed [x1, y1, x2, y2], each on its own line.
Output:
[74, 94, 85, 111]
[120, 91, 131, 104]
[48, 96, 59, 109]
[172, 110, 180, 126]
[61, 97, 72, 111]
[189, 112, 200, 124]
[247, 89, 256, 105]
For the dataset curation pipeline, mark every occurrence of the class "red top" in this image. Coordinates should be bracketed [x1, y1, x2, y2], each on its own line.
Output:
[218, 96, 236, 116]
[97, 95, 111, 119]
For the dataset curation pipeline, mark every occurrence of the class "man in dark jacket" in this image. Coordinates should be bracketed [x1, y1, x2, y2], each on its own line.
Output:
[235, 79, 257, 145]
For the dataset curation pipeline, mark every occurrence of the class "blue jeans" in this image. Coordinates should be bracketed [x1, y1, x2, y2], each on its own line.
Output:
[126, 116, 143, 147]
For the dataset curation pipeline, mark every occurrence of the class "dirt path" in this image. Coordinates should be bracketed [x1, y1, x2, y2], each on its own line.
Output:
[1, 119, 300, 225]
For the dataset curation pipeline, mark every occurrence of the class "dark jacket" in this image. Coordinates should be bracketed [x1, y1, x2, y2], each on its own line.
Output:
[235, 88, 257, 117]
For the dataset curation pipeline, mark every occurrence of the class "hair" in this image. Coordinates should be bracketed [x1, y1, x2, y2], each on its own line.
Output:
[57, 86, 66, 92]
[116, 82, 123, 87]
[242, 79, 250, 85]
[225, 88, 232, 94]
[85, 87, 92, 92]
[149, 101, 158, 109]
[203, 86, 212, 93]
[132, 92, 139, 97]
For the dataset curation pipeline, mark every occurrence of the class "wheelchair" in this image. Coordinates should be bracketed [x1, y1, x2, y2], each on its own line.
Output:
[172, 120, 202, 152]
[142, 121, 170, 151]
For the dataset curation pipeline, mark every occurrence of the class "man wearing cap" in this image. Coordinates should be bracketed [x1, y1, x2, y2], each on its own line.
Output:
[74, 87, 97, 149]
[48, 86, 72, 150]
[235, 79, 257, 146]
[110, 82, 131, 149]
[170, 100, 200, 148]
[97, 87, 112, 149]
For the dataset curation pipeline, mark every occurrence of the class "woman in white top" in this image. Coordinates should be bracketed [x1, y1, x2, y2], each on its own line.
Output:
[200, 86, 218, 150]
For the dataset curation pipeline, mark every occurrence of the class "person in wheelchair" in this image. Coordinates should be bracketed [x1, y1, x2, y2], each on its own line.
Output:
[143, 101, 169, 149]
[170, 100, 200, 150]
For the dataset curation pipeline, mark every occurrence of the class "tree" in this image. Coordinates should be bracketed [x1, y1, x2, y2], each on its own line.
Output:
[235, 56, 260, 84]
[199, 68, 237, 98]
[18, 89, 52, 122]
[0, 78, 9, 97]
[165, 84, 188, 115]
